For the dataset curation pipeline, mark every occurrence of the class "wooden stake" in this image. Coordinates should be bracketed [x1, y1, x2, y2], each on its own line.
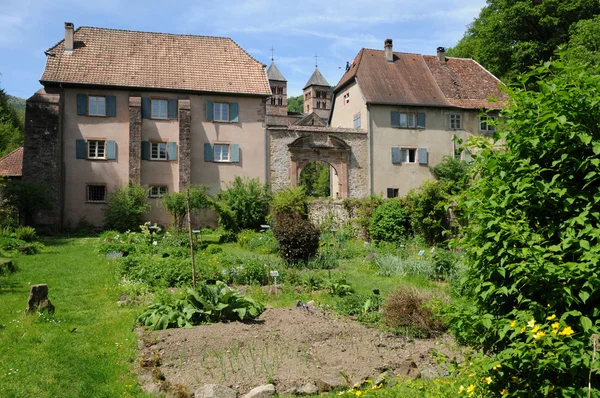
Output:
[186, 188, 196, 289]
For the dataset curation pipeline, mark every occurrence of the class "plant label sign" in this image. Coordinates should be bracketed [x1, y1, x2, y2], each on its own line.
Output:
[270, 270, 279, 277]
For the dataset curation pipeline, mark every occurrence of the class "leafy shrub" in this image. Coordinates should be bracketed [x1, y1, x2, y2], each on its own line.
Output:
[335, 294, 383, 323]
[161, 185, 212, 230]
[447, 59, 600, 396]
[429, 155, 470, 193]
[15, 226, 36, 242]
[137, 281, 265, 330]
[431, 250, 458, 280]
[220, 256, 268, 286]
[369, 199, 410, 244]
[342, 195, 384, 239]
[2, 180, 53, 225]
[302, 273, 324, 291]
[215, 177, 270, 233]
[237, 229, 278, 254]
[381, 285, 445, 331]
[269, 187, 309, 219]
[205, 244, 223, 255]
[371, 253, 437, 280]
[104, 184, 150, 232]
[326, 275, 354, 296]
[273, 212, 320, 265]
[117, 256, 191, 288]
[404, 180, 451, 245]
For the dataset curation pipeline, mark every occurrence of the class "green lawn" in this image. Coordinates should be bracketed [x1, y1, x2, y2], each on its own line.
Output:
[0, 238, 148, 398]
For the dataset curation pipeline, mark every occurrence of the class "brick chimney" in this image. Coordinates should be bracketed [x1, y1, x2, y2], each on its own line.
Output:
[437, 46, 446, 62]
[384, 39, 393, 63]
[64, 22, 74, 53]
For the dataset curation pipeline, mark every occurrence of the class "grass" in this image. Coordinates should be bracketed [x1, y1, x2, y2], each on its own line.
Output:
[0, 237, 148, 398]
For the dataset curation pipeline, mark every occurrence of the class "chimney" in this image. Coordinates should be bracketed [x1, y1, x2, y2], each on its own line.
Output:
[437, 46, 446, 62]
[64, 22, 74, 53]
[384, 39, 393, 63]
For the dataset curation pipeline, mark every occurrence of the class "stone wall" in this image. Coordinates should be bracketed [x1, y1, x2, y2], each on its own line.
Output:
[307, 200, 351, 228]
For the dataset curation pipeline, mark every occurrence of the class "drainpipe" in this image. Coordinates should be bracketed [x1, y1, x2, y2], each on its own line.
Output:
[452, 133, 456, 158]
[367, 103, 373, 195]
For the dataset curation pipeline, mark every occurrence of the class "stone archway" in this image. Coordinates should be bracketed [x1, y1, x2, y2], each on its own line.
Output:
[288, 135, 350, 198]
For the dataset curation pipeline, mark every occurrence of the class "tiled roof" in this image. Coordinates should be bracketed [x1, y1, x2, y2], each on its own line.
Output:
[335, 49, 506, 110]
[303, 67, 331, 89]
[267, 62, 286, 82]
[41, 26, 271, 96]
[0, 147, 23, 177]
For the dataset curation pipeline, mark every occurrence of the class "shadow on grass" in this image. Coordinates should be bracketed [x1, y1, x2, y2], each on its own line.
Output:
[0, 277, 22, 296]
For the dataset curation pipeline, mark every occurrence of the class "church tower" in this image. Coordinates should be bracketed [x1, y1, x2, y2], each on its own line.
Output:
[266, 61, 288, 117]
[303, 66, 331, 120]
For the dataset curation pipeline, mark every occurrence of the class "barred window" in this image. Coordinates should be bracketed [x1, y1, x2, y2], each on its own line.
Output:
[87, 185, 106, 203]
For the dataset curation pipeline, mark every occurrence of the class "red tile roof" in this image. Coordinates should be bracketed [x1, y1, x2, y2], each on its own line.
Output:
[335, 49, 507, 110]
[41, 27, 271, 96]
[0, 147, 23, 177]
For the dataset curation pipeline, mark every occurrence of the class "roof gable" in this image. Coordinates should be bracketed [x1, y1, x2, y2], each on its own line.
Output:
[0, 147, 23, 177]
[41, 27, 271, 96]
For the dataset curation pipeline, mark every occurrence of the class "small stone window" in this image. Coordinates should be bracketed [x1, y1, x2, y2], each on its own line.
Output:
[87, 185, 107, 203]
[449, 113, 462, 130]
[480, 115, 496, 132]
[386, 188, 399, 198]
[149, 186, 168, 198]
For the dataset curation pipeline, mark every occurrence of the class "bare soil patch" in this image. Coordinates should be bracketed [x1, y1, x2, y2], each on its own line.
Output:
[140, 307, 458, 395]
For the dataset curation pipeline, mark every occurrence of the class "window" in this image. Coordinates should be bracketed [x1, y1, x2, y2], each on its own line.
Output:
[87, 185, 106, 203]
[150, 142, 167, 160]
[278, 98, 283, 106]
[87, 140, 106, 159]
[480, 115, 496, 132]
[88, 96, 106, 116]
[391, 111, 426, 129]
[270, 97, 275, 105]
[401, 148, 417, 163]
[353, 113, 361, 128]
[343, 93, 350, 104]
[387, 188, 399, 198]
[214, 103, 230, 122]
[317, 101, 321, 109]
[214, 144, 230, 162]
[151, 99, 168, 119]
[149, 186, 168, 198]
[449, 113, 462, 129]
[399, 113, 416, 128]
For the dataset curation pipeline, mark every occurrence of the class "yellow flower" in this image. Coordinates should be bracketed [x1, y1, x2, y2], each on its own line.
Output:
[552, 322, 560, 329]
[510, 320, 516, 328]
[467, 385, 475, 393]
[531, 325, 540, 333]
[355, 391, 362, 397]
[338, 392, 345, 396]
[534, 331, 546, 339]
[501, 388, 509, 395]
[484, 376, 492, 384]
[559, 326, 574, 336]
[527, 318, 535, 328]
[469, 373, 476, 377]
[459, 385, 465, 393]
[354, 383, 360, 388]
[492, 364, 502, 370]
[520, 326, 526, 334]
[547, 314, 556, 321]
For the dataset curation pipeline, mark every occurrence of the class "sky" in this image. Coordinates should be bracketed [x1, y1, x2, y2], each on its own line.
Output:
[0, 0, 486, 99]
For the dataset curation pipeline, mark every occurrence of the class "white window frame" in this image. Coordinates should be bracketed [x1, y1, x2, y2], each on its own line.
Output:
[401, 148, 417, 164]
[353, 113, 361, 128]
[480, 115, 497, 132]
[87, 140, 106, 160]
[88, 96, 106, 117]
[151, 99, 168, 119]
[213, 144, 230, 162]
[449, 113, 462, 130]
[150, 142, 168, 160]
[149, 186, 168, 198]
[86, 185, 107, 203]
[213, 103, 230, 122]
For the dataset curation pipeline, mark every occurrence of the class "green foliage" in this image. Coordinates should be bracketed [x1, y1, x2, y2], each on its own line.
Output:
[270, 187, 308, 219]
[299, 162, 331, 197]
[301, 273, 324, 291]
[214, 177, 270, 233]
[161, 185, 212, 230]
[2, 180, 53, 225]
[104, 184, 150, 232]
[404, 181, 451, 245]
[447, 59, 600, 395]
[0, 86, 24, 156]
[287, 95, 304, 113]
[334, 293, 382, 324]
[137, 282, 265, 330]
[237, 229, 278, 254]
[429, 155, 470, 193]
[273, 211, 320, 265]
[343, 195, 384, 239]
[204, 244, 223, 255]
[369, 199, 410, 245]
[326, 275, 354, 296]
[15, 226, 37, 242]
[447, 0, 600, 82]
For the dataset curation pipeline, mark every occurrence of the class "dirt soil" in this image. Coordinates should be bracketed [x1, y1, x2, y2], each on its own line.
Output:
[140, 307, 459, 395]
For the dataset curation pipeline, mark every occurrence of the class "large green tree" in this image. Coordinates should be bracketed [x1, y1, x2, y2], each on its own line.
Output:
[299, 162, 331, 198]
[0, 84, 24, 156]
[448, 0, 600, 81]
[287, 95, 304, 113]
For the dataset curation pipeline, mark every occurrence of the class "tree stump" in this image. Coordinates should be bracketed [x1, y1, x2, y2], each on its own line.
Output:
[25, 284, 55, 314]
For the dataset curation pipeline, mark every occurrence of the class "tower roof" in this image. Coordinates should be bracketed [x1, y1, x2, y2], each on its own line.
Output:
[267, 62, 287, 82]
[303, 67, 330, 89]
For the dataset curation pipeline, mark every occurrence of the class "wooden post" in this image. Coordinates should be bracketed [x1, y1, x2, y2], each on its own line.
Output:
[186, 188, 196, 289]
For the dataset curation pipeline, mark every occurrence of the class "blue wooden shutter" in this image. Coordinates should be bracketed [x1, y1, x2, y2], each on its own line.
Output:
[141, 141, 150, 160]
[417, 112, 426, 129]
[387, 188, 394, 198]
[391, 147, 401, 164]
[106, 96, 117, 117]
[168, 99, 178, 119]
[204, 143, 213, 162]
[391, 111, 400, 127]
[167, 142, 177, 160]
[77, 94, 88, 115]
[230, 102, 239, 122]
[206, 100, 214, 121]
[76, 139, 87, 159]
[230, 144, 240, 163]
[418, 148, 428, 165]
[106, 140, 117, 160]
[141, 97, 151, 119]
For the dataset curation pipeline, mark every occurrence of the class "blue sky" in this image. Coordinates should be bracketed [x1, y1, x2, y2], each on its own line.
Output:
[0, 0, 486, 99]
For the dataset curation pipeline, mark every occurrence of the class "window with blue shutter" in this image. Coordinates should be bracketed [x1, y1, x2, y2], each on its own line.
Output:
[206, 100, 214, 121]
[418, 148, 428, 165]
[230, 144, 240, 163]
[76, 139, 87, 159]
[204, 143, 214, 162]
[77, 94, 88, 116]
[141, 141, 150, 160]
[417, 112, 426, 129]
[106, 96, 117, 117]
[141, 97, 151, 119]
[391, 111, 400, 127]
[230, 102, 239, 123]
[391, 147, 401, 164]
[106, 140, 117, 160]
[167, 142, 177, 160]
[168, 99, 178, 119]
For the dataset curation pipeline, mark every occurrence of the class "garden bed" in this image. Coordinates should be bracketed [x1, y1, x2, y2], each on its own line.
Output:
[139, 306, 459, 396]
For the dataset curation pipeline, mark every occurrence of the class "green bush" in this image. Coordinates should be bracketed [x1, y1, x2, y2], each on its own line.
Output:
[204, 244, 223, 255]
[137, 282, 265, 330]
[369, 199, 410, 244]
[447, 59, 600, 396]
[161, 185, 212, 230]
[273, 211, 320, 265]
[237, 229, 278, 254]
[343, 195, 384, 239]
[215, 177, 270, 233]
[269, 187, 308, 219]
[404, 180, 451, 245]
[15, 226, 36, 242]
[334, 294, 382, 323]
[326, 275, 354, 296]
[2, 180, 53, 225]
[104, 184, 150, 232]
[429, 155, 470, 193]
